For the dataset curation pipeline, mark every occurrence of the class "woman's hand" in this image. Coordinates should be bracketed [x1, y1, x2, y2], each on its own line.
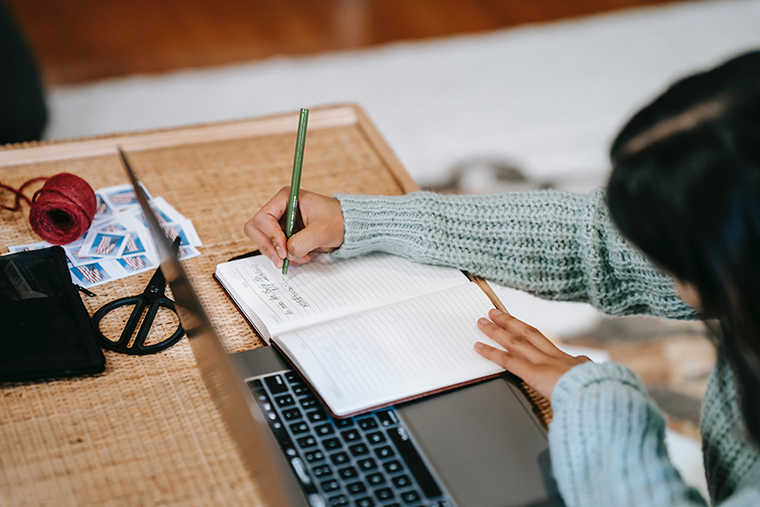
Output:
[475, 309, 591, 400]
[244, 187, 345, 268]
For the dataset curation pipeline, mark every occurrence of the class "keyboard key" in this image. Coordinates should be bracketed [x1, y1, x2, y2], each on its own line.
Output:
[315, 424, 334, 436]
[341, 429, 361, 442]
[297, 435, 317, 448]
[282, 408, 302, 421]
[375, 488, 394, 501]
[312, 464, 333, 477]
[290, 422, 309, 434]
[383, 460, 402, 474]
[366, 472, 385, 486]
[356, 497, 374, 507]
[385, 504, 401, 507]
[299, 396, 318, 409]
[246, 379, 264, 392]
[357, 417, 378, 431]
[391, 475, 411, 489]
[401, 490, 420, 504]
[327, 494, 348, 506]
[346, 481, 366, 495]
[321, 479, 340, 493]
[358, 458, 377, 471]
[338, 466, 358, 480]
[308, 410, 328, 423]
[334, 418, 354, 428]
[305, 450, 324, 462]
[292, 384, 310, 396]
[330, 452, 349, 465]
[285, 371, 301, 383]
[349, 443, 369, 456]
[264, 375, 288, 394]
[323, 437, 342, 451]
[275, 394, 295, 407]
[374, 446, 395, 459]
[376, 410, 398, 427]
[366, 431, 386, 445]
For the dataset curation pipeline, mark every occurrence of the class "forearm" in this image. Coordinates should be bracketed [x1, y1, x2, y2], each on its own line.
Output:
[333, 189, 696, 319]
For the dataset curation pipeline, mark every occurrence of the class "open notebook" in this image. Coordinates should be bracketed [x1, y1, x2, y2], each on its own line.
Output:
[215, 253, 506, 417]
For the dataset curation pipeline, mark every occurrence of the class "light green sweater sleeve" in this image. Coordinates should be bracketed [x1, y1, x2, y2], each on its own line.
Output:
[333, 189, 696, 319]
[550, 362, 760, 507]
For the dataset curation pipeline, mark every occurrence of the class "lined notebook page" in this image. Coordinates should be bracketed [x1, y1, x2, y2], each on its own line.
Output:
[273, 283, 505, 417]
[216, 253, 470, 338]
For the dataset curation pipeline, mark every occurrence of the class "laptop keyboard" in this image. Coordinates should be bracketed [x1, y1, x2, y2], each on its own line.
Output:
[247, 370, 454, 507]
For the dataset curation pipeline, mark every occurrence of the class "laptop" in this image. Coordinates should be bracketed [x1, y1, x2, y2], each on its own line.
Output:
[122, 150, 563, 507]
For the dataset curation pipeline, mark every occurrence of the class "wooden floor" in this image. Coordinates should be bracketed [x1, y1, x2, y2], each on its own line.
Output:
[7, 0, 679, 85]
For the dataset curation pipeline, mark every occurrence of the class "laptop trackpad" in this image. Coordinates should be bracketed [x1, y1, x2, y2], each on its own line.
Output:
[397, 378, 563, 507]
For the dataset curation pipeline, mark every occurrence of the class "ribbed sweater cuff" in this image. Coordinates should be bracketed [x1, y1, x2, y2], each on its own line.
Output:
[332, 193, 431, 259]
[551, 362, 646, 411]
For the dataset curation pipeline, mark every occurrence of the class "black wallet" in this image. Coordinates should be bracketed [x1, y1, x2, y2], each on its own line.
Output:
[0, 246, 106, 382]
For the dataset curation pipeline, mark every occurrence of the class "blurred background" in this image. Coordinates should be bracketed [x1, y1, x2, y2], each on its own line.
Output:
[4, 0, 760, 496]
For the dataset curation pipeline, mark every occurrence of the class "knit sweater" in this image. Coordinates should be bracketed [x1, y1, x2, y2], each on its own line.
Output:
[332, 188, 760, 506]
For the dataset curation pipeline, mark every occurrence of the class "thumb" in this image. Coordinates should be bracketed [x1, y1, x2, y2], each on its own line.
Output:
[287, 224, 329, 259]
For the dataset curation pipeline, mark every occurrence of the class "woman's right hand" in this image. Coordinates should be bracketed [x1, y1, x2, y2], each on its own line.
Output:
[244, 187, 345, 269]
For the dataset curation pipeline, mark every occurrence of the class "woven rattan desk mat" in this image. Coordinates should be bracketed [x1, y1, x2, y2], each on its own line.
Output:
[0, 105, 551, 506]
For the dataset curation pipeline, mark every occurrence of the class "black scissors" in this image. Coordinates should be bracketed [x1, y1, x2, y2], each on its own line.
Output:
[92, 238, 184, 355]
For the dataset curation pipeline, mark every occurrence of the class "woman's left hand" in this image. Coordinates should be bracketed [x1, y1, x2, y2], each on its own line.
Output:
[475, 308, 591, 400]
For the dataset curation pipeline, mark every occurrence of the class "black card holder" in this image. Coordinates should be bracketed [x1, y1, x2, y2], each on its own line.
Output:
[0, 246, 106, 382]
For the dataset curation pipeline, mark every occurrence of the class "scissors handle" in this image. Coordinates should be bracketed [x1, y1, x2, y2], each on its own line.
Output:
[93, 296, 184, 355]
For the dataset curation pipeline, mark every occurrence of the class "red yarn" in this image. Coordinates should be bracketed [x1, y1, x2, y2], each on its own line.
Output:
[0, 177, 47, 212]
[28, 173, 97, 245]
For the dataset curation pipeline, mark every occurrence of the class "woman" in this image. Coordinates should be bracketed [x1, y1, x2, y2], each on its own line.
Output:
[245, 51, 760, 506]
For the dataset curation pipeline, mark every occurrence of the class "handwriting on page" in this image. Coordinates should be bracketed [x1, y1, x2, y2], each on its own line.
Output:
[246, 263, 309, 316]
[234, 253, 468, 329]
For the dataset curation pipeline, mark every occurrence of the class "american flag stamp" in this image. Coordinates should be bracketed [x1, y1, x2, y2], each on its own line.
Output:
[132, 207, 172, 227]
[93, 193, 114, 220]
[70, 261, 112, 287]
[161, 223, 190, 246]
[177, 245, 201, 261]
[7, 241, 51, 253]
[123, 231, 147, 255]
[117, 254, 154, 274]
[147, 197, 185, 223]
[80, 231, 128, 258]
[63, 236, 92, 266]
[95, 220, 127, 234]
[100, 182, 152, 212]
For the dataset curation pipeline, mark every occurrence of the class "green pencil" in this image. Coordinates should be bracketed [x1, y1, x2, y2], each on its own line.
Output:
[282, 108, 309, 275]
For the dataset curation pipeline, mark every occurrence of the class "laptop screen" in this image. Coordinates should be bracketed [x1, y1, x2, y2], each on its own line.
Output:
[120, 148, 304, 507]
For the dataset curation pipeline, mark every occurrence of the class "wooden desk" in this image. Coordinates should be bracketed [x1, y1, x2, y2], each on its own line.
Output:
[0, 105, 549, 506]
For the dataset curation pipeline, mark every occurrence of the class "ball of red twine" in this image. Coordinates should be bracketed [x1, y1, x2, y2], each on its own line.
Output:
[29, 173, 97, 245]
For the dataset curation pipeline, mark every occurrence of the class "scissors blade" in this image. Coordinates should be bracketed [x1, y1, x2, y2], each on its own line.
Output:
[144, 265, 167, 297]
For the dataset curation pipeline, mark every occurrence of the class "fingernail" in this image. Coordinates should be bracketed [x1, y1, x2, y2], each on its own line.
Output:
[490, 309, 502, 316]
[270, 256, 279, 267]
[474, 342, 484, 350]
[478, 318, 490, 326]
[276, 246, 284, 258]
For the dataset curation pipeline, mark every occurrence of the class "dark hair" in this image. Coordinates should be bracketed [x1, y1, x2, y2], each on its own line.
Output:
[607, 50, 760, 445]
